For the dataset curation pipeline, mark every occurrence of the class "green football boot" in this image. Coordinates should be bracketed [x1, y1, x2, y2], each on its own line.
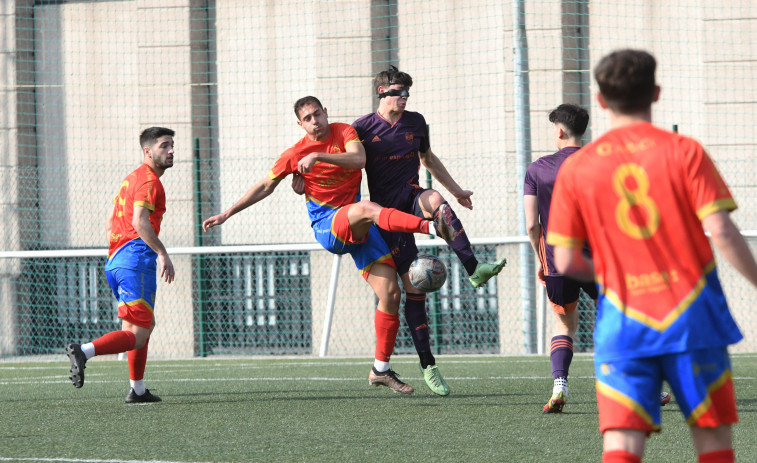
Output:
[468, 257, 508, 288]
[420, 364, 450, 396]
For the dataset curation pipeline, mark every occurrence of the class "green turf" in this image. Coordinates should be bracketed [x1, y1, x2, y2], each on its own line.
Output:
[1, 354, 756, 462]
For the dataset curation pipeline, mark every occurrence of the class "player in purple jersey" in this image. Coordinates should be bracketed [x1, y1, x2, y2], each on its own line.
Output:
[353, 66, 507, 395]
[525, 104, 597, 413]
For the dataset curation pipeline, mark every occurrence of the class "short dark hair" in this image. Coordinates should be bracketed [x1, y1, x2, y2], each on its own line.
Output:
[594, 49, 657, 114]
[548, 104, 589, 137]
[373, 65, 413, 94]
[294, 96, 324, 120]
[140, 127, 175, 148]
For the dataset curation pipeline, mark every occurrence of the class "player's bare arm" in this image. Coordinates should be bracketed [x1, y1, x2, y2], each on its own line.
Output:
[291, 173, 305, 195]
[702, 210, 757, 288]
[132, 205, 175, 284]
[554, 245, 594, 282]
[297, 141, 366, 173]
[203, 176, 281, 231]
[419, 147, 473, 210]
[523, 194, 544, 279]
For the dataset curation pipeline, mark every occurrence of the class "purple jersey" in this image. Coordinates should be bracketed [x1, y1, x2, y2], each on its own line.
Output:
[523, 146, 580, 276]
[353, 110, 430, 208]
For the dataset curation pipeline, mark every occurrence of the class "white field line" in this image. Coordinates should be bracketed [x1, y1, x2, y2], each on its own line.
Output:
[0, 458, 221, 463]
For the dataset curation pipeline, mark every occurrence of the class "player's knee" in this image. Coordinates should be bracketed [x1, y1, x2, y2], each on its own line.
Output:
[428, 190, 445, 208]
[134, 335, 149, 349]
[382, 285, 402, 309]
[353, 200, 378, 218]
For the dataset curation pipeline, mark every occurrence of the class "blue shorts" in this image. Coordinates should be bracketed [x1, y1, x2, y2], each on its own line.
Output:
[312, 205, 396, 279]
[106, 267, 157, 329]
[595, 347, 738, 434]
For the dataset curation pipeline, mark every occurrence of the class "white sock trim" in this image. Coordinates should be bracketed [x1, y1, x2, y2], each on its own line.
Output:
[373, 360, 390, 372]
[130, 379, 146, 395]
[81, 342, 95, 360]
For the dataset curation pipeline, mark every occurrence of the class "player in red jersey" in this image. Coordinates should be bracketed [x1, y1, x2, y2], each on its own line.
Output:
[66, 127, 176, 403]
[202, 96, 457, 395]
[548, 49, 757, 463]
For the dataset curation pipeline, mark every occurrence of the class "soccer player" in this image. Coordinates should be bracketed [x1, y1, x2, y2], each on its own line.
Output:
[527, 104, 672, 415]
[202, 96, 457, 396]
[524, 104, 598, 413]
[352, 66, 507, 395]
[547, 49, 757, 463]
[65, 127, 177, 403]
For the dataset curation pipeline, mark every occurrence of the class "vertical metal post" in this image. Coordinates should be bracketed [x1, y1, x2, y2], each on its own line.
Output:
[319, 254, 342, 357]
[513, 0, 536, 353]
[193, 137, 206, 357]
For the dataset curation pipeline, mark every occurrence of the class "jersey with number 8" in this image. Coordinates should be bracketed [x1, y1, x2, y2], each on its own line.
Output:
[547, 121, 742, 362]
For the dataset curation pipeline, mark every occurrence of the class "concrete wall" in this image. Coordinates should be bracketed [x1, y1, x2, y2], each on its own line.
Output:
[2, 0, 756, 357]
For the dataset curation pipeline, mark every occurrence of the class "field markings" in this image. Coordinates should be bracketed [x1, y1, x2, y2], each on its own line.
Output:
[0, 458, 222, 463]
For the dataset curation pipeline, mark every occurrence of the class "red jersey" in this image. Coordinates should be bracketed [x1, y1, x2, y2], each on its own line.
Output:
[547, 122, 741, 360]
[108, 163, 166, 259]
[269, 123, 362, 223]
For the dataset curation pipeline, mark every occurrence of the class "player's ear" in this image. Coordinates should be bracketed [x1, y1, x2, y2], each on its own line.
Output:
[596, 92, 608, 109]
[143, 146, 151, 158]
[653, 85, 661, 103]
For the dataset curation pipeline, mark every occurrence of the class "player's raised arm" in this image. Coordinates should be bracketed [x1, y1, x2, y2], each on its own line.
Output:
[419, 147, 473, 210]
[202, 175, 281, 232]
[297, 137, 366, 173]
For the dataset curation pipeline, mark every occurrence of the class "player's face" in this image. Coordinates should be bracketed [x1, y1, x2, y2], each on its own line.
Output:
[148, 135, 175, 170]
[382, 84, 409, 112]
[297, 103, 330, 140]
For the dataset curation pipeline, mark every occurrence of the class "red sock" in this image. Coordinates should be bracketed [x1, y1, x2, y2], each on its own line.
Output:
[699, 449, 735, 463]
[378, 208, 429, 234]
[374, 309, 400, 362]
[603, 450, 642, 463]
[92, 330, 136, 356]
[128, 338, 149, 381]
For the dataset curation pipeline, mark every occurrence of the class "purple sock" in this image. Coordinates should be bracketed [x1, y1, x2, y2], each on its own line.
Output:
[433, 202, 477, 275]
[405, 293, 434, 367]
[550, 335, 574, 379]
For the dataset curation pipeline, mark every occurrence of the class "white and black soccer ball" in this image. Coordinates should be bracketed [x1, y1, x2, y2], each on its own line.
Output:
[408, 254, 447, 293]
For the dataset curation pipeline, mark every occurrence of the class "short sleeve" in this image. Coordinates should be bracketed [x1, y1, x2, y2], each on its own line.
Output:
[681, 139, 737, 220]
[269, 149, 297, 181]
[523, 163, 538, 196]
[133, 179, 157, 212]
[339, 124, 361, 148]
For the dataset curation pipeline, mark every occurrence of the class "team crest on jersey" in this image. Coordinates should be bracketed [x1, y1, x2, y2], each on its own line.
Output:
[332, 144, 341, 153]
[405, 133, 414, 144]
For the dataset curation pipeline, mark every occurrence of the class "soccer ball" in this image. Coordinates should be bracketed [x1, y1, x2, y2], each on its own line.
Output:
[408, 254, 447, 292]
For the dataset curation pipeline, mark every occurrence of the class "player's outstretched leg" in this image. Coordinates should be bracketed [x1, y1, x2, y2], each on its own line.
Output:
[65, 343, 88, 388]
[469, 257, 508, 289]
[433, 204, 460, 242]
[125, 388, 162, 403]
[543, 377, 568, 413]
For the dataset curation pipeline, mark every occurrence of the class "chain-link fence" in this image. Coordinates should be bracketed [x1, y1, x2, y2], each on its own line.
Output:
[1, 1, 756, 358]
